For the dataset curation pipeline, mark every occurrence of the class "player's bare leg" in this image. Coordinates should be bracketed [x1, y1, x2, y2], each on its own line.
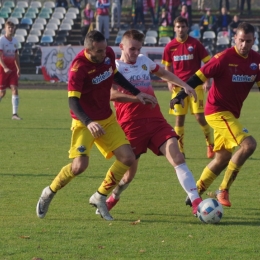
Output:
[0, 89, 6, 101]
[174, 114, 185, 156]
[194, 112, 214, 158]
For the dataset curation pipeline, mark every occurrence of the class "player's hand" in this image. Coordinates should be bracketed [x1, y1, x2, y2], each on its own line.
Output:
[136, 92, 157, 108]
[17, 69, 20, 77]
[202, 81, 211, 92]
[169, 97, 185, 110]
[87, 122, 105, 138]
[4, 67, 11, 74]
[183, 85, 197, 102]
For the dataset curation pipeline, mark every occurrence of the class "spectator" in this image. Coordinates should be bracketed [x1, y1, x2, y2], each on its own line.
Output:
[81, 3, 94, 42]
[169, 0, 181, 24]
[180, 4, 188, 20]
[56, 0, 68, 8]
[229, 14, 242, 39]
[159, 8, 171, 27]
[181, 1, 192, 26]
[240, 0, 251, 16]
[219, 0, 230, 12]
[111, 0, 121, 31]
[199, 8, 217, 36]
[197, 0, 204, 12]
[146, 0, 156, 25]
[70, 0, 81, 9]
[133, 0, 145, 26]
[95, 0, 110, 41]
[216, 7, 232, 32]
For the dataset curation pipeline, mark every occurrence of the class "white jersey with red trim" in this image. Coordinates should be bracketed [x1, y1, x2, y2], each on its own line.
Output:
[114, 54, 164, 123]
[0, 36, 19, 70]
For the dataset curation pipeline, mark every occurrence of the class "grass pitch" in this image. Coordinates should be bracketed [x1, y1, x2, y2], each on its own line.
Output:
[0, 89, 260, 260]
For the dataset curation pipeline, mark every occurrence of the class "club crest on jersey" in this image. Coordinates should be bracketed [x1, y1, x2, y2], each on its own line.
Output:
[123, 67, 130, 73]
[92, 67, 113, 84]
[242, 128, 249, 133]
[187, 46, 194, 52]
[104, 57, 111, 65]
[250, 63, 258, 70]
[77, 145, 86, 152]
[142, 64, 147, 70]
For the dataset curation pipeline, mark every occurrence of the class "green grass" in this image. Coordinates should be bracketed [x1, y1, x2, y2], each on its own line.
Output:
[1, 89, 260, 260]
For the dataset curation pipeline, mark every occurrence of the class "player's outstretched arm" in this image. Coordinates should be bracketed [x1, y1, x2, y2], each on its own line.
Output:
[110, 85, 140, 103]
[154, 67, 197, 102]
[169, 73, 205, 110]
[113, 72, 157, 106]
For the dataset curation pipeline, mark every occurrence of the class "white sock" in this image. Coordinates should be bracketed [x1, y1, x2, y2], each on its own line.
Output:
[12, 95, 19, 115]
[174, 163, 200, 203]
[112, 179, 129, 199]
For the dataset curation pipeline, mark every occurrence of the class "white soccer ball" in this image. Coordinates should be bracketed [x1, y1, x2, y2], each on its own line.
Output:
[197, 198, 223, 224]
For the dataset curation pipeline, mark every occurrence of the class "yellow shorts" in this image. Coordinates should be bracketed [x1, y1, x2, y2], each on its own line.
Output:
[169, 85, 205, 115]
[69, 113, 130, 159]
[205, 111, 251, 153]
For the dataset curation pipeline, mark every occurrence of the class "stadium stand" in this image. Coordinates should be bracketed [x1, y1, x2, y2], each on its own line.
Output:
[0, 0, 257, 74]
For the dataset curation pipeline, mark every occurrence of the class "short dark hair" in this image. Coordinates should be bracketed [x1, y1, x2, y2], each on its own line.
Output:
[5, 20, 15, 28]
[174, 16, 188, 27]
[84, 30, 106, 49]
[122, 29, 145, 43]
[236, 22, 255, 35]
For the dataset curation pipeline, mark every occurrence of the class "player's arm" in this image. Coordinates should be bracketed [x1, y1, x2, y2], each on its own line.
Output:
[110, 85, 140, 103]
[15, 51, 20, 77]
[154, 67, 197, 102]
[0, 50, 11, 73]
[69, 96, 105, 138]
[113, 71, 157, 106]
[169, 73, 204, 109]
[69, 97, 93, 126]
[164, 65, 174, 91]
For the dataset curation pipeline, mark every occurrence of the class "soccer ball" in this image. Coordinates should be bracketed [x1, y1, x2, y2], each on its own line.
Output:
[197, 198, 223, 224]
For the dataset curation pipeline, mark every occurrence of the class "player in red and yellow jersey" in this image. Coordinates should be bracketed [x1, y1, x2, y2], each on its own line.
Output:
[171, 22, 260, 208]
[162, 16, 214, 158]
[0, 21, 21, 120]
[36, 30, 157, 221]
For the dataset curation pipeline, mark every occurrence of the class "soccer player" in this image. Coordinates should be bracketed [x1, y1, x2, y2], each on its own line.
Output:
[0, 21, 21, 120]
[96, 29, 202, 217]
[36, 30, 157, 221]
[162, 16, 214, 158]
[171, 22, 260, 207]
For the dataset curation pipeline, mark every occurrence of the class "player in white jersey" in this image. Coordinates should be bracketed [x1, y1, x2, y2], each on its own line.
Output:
[0, 21, 21, 120]
[96, 29, 203, 217]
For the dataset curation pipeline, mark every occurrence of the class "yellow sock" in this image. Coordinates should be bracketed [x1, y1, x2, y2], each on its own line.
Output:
[50, 163, 75, 192]
[219, 161, 241, 191]
[175, 126, 184, 153]
[200, 124, 214, 146]
[98, 160, 130, 196]
[196, 166, 218, 195]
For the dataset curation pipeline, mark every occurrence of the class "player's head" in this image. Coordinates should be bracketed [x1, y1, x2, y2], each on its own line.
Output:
[234, 22, 255, 57]
[119, 29, 144, 63]
[174, 16, 189, 40]
[84, 30, 107, 63]
[4, 21, 15, 37]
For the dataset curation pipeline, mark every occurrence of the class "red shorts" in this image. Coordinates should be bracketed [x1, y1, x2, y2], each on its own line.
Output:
[0, 69, 18, 89]
[120, 117, 178, 157]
